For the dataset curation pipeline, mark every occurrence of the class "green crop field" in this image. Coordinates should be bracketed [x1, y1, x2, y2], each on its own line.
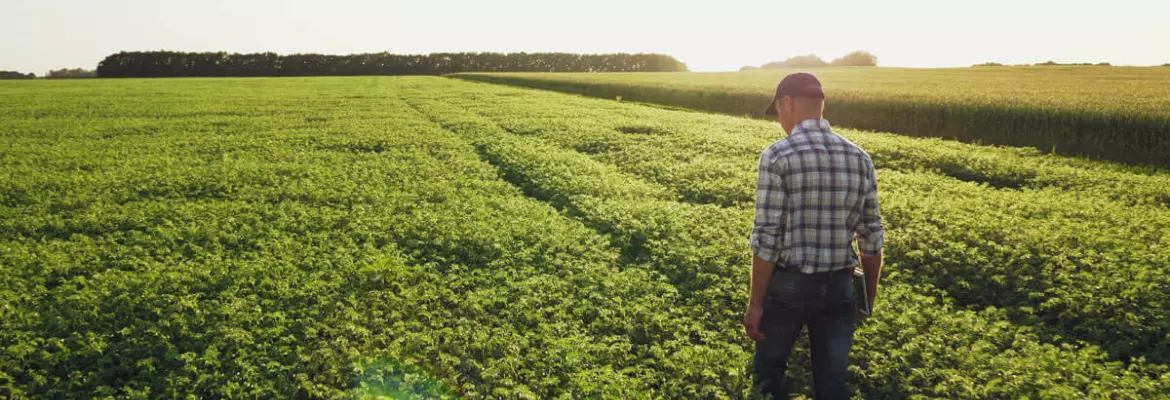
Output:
[453, 67, 1170, 167]
[2, 77, 1170, 399]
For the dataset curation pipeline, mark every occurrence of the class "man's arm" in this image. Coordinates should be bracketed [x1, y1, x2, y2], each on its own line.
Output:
[855, 154, 885, 310]
[749, 154, 786, 268]
[749, 256, 775, 308]
[745, 153, 784, 341]
[744, 255, 774, 341]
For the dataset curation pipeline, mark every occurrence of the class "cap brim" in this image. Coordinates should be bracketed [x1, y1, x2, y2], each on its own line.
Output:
[763, 98, 777, 116]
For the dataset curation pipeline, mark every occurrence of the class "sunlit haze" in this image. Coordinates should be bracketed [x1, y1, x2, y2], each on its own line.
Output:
[2, 0, 1168, 74]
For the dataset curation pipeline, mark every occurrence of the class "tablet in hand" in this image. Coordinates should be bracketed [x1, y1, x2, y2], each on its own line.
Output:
[853, 267, 871, 322]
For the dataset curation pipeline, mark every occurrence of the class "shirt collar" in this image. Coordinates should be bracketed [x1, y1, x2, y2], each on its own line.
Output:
[791, 118, 832, 136]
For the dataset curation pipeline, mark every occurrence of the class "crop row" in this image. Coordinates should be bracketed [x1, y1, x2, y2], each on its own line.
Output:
[421, 78, 1170, 367]
[397, 77, 1170, 398]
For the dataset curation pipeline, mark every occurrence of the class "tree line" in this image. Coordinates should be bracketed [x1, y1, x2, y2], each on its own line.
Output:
[46, 68, 96, 78]
[976, 61, 1170, 67]
[1, 68, 101, 79]
[95, 51, 689, 78]
[740, 51, 878, 71]
[0, 71, 36, 79]
[975, 61, 1113, 67]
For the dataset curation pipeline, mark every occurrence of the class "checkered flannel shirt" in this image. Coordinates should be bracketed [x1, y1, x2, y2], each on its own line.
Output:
[750, 119, 885, 274]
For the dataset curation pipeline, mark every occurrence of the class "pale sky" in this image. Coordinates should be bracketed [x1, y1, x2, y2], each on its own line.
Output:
[2, 0, 1168, 75]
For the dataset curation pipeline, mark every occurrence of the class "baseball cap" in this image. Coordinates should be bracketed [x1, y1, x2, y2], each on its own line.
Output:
[763, 72, 825, 115]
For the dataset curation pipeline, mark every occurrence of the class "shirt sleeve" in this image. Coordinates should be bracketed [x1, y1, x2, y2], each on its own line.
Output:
[855, 154, 885, 256]
[750, 151, 785, 264]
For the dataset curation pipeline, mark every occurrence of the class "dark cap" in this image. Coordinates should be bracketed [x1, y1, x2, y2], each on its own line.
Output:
[764, 72, 825, 115]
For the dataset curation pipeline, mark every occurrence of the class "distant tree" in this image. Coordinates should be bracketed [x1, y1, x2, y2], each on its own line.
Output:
[972, 62, 1004, 67]
[830, 51, 878, 67]
[760, 54, 829, 69]
[1163, 63, 1170, 67]
[95, 51, 688, 77]
[0, 70, 35, 79]
[1033, 61, 1111, 67]
[739, 66, 759, 72]
[46, 68, 96, 79]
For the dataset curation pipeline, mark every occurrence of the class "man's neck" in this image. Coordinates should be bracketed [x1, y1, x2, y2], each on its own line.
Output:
[793, 117, 826, 130]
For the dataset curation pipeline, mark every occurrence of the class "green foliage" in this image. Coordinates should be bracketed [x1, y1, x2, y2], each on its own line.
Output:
[0, 78, 724, 398]
[418, 79, 1170, 366]
[750, 51, 877, 69]
[45, 68, 95, 79]
[396, 78, 1170, 398]
[0, 71, 35, 79]
[760, 55, 829, 69]
[2, 76, 1169, 399]
[95, 51, 689, 78]
[452, 67, 1170, 166]
[830, 51, 878, 67]
[1035, 61, 1112, 67]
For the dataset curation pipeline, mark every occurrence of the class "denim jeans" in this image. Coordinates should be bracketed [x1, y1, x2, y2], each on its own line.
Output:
[753, 268, 856, 400]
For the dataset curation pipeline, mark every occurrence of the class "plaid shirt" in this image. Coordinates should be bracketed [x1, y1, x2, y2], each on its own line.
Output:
[750, 119, 885, 274]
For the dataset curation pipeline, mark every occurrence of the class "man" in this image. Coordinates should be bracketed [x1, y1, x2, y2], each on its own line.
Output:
[743, 72, 885, 400]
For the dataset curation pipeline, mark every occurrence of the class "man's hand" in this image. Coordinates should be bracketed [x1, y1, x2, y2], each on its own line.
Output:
[743, 304, 766, 342]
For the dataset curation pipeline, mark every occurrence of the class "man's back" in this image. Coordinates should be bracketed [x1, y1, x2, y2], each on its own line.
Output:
[751, 119, 884, 274]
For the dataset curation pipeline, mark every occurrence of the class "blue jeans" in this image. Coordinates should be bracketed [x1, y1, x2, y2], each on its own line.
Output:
[753, 268, 856, 400]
